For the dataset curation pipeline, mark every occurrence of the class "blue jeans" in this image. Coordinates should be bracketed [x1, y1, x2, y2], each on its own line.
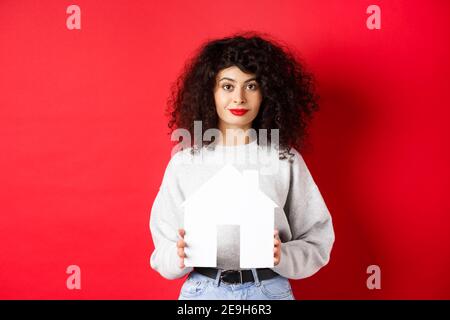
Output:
[178, 269, 295, 300]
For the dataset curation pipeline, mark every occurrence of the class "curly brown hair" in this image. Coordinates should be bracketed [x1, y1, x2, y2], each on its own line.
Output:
[166, 31, 319, 161]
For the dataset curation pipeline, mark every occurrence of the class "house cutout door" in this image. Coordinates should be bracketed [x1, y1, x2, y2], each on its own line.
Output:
[216, 224, 240, 269]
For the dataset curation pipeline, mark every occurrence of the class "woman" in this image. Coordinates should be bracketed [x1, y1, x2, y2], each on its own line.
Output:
[149, 32, 335, 300]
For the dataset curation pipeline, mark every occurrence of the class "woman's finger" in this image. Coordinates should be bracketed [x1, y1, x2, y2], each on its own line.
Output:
[274, 246, 281, 265]
[274, 238, 281, 247]
[177, 239, 186, 248]
[177, 229, 186, 269]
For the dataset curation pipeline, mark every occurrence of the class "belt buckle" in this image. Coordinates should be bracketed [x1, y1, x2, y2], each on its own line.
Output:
[220, 270, 243, 284]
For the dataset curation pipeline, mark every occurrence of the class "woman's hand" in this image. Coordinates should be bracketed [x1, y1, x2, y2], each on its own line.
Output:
[274, 229, 282, 266]
[177, 229, 187, 269]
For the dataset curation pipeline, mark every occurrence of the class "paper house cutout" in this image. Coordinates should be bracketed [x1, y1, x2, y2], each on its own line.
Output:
[181, 163, 277, 268]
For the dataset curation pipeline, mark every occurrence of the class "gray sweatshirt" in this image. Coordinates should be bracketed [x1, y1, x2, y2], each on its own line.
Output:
[149, 139, 335, 280]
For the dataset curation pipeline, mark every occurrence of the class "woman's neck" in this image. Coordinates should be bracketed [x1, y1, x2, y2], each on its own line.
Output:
[217, 123, 253, 146]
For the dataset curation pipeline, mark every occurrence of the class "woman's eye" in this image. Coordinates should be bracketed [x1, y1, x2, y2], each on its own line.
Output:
[222, 83, 258, 91]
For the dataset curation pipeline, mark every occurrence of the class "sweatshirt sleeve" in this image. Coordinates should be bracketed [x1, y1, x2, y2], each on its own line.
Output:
[149, 154, 193, 280]
[272, 149, 335, 280]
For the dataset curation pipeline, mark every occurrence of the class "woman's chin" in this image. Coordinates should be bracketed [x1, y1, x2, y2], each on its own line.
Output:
[223, 119, 253, 128]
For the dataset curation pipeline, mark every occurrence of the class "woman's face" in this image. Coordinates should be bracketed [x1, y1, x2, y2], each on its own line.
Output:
[213, 66, 262, 132]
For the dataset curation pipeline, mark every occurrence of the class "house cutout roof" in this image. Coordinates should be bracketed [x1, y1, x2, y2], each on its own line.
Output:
[181, 163, 277, 209]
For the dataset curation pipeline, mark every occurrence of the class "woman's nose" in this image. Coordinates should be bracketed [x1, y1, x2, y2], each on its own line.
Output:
[233, 89, 246, 104]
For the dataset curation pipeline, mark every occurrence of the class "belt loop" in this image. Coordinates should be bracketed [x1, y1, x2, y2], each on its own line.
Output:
[214, 269, 222, 287]
[251, 268, 261, 287]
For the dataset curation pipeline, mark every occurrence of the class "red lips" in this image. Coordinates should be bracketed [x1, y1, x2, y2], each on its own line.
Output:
[229, 108, 249, 116]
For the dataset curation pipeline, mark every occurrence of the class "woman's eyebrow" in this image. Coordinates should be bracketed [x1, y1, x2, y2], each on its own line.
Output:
[219, 77, 257, 83]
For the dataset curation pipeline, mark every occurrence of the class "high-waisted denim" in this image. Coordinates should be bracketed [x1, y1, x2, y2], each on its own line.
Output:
[178, 269, 295, 300]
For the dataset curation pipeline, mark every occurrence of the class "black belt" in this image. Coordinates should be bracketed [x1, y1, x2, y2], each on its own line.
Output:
[194, 267, 278, 285]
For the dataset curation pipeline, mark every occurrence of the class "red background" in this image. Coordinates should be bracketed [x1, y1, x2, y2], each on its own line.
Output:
[1, 0, 449, 299]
